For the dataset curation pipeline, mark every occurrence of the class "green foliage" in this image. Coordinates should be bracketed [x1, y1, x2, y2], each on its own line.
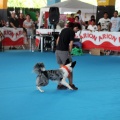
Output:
[7, 0, 47, 8]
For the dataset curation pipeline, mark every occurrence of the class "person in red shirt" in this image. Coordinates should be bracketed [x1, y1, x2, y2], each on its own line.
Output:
[88, 15, 95, 25]
[67, 13, 75, 23]
[18, 13, 25, 28]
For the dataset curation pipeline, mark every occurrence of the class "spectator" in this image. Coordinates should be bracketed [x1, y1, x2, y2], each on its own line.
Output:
[74, 16, 80, 24]
[9, 12, 19, 49]
[55, 22, 81, 90]
[110, 10, 120, 55]
[97, 23, 102, 32]
[67, 13, 75, 23]
[56, 20, 65, 29]
[35, 11, 40, 29]
[76, 10, 84, 25]
[18, 13, 25, 28]
[23, 14, 34, 37]
[0, 20, 6, 27]
[87, 19, 97, 32]
[110, 10, 120, 32]
[98, 12, 111, 31]
[98, 12, 111, 55]
[84, 21, 88, 30]
[88, 15, 95, 25]
[9, 12, 19, 29]
[23, 14, 35, 49]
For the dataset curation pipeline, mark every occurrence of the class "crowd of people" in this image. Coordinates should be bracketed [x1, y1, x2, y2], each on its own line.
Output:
[0, 11, 40, 49]
[66, 10, 120, 32]
[0, 9, 120, 52]
[66, 10, 120, 55]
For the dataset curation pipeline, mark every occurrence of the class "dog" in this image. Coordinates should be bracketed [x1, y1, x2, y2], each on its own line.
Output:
[33, 59, 76, 92]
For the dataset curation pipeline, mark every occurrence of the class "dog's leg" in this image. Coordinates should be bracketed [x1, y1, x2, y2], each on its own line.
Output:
[36, 86, 44, 92]
[60, 78, 73, 90]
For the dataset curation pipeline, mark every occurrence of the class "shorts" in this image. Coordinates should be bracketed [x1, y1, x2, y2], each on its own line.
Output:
[55, 50, 72, 65]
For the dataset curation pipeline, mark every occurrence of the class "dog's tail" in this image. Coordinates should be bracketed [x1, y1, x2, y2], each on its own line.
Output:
[33, 63, 45, 74]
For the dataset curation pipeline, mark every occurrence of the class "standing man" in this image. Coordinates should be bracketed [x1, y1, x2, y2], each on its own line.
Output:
[55, 22, 81, 90]
[98, 12, 111, 31]
[9, 12, 19, 49]
[9, 12, 19, 29]
[110, 10, 120, 32]
[98, 12, 111, 55]
[110, 10, 120, 55]
[76, 10, 83, 25]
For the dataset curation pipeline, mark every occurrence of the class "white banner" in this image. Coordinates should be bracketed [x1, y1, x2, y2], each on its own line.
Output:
[81, 31, 120, 46]
[0, 27, 23, 41]
[81, 31, 120, 50]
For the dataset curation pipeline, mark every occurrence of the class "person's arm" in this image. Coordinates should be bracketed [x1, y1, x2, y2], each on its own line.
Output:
[31, 20, 35, 28]
[69, 40, 73, 52]
[10, 22, 17, 29]
[109, 23, 112, 31]
[56, 36, 59, 46]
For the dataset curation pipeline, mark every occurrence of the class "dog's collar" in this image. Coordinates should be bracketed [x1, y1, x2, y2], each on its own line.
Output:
[62, 66, 71, 77]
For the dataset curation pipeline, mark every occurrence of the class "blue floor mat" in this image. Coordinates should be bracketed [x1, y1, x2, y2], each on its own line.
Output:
[0, 50, 120, 120]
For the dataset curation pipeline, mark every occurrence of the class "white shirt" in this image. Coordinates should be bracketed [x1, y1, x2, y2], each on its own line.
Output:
[76, 14, 83, 24]
[23, 20, 34, 36]
[98, 18, 111, 31]
[87, 25, 97, 32]
[110, 17, 120, 32]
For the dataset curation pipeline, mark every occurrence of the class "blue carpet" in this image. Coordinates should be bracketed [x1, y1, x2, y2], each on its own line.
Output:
[0, 50, 120, 120]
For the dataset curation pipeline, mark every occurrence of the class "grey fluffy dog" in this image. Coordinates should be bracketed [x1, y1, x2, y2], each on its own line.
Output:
[33, 59, 76, 92]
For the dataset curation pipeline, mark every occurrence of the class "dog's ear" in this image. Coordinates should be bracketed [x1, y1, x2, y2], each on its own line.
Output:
[71, 61, 76, 68]
[34, 63, 39, 69]
[64, 59, 71, 65]
[39, 63, 45, 68]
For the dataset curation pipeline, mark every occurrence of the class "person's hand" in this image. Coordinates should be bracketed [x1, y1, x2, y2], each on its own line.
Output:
[14, 27, 17, 29]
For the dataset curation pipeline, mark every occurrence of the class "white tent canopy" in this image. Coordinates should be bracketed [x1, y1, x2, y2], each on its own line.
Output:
[39, 0, 97, 27]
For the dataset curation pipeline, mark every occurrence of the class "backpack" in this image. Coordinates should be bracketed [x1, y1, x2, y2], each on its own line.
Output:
[71, 47, 83, 56]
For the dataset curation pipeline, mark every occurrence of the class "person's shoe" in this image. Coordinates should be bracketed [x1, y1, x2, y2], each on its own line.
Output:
[9, 47, 12, 50]
[69, 84, 78, 90]
[11, 47, 17, 49]
[57, 85, 68, 90]
[100, 52, 104, 56]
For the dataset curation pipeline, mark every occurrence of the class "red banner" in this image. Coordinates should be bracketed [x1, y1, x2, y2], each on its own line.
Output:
[0, 28, 24, 46]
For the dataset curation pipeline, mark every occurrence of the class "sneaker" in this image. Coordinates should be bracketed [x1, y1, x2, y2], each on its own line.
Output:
[69, 84, 78, 90]
[57, 85, 68, 90]
[9, 47, 12, 50]
[12, 47, 17, 49]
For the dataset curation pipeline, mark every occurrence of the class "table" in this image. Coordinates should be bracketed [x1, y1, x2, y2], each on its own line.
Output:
[36, 29, 61, 52]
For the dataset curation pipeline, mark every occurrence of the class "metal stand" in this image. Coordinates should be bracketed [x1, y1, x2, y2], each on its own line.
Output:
[51, 24, 56, 52]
